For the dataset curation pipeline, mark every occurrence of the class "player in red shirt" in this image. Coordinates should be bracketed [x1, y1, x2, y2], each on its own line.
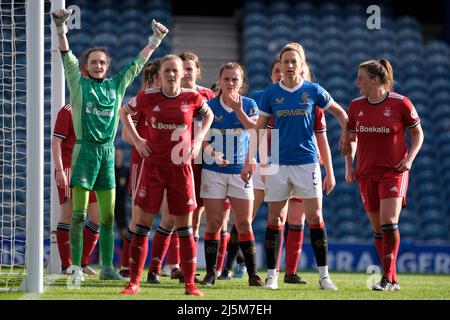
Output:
[118, 59, 161, 277]
[52, 103, 100, 276]
[346, 59, 424, 291]
[149, 52, 217, 282]
[118, 54, 214, 296]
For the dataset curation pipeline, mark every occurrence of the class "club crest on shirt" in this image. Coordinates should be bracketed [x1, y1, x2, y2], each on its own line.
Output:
[383, 106, 392, 117]
[180, 102, 189, 113]
[300, 93, 310, 105]
[275, 97, 285, 104]
[138, 187, 146, 198]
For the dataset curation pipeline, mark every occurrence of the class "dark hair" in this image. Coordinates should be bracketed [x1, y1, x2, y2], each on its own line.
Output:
[141, 58, 161, 90]
[80, 47, 111, 75]
[179, 51, 202, 79]
[218, 62, 248, 96]
[359, 59, 394, 91]
[210, 80, 220, 94]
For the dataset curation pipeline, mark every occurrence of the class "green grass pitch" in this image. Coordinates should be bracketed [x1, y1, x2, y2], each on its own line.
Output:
[1, 269, 449, 300]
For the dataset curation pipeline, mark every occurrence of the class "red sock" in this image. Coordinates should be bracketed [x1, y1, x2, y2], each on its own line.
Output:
[392, 230, 400, 283]
[56, 223, 71, 269]
[373, 232, 383, 265]
[120, 228, 133, 268]
[129, 234, 149, 285]
[217, 231, 229, 272]
[285, 226, 304, 275]
[149, 227, 172, 274]
[178, 231, 197, 286]
[382, 226, 400, 282]
[81, 221, 99, 267]
[166, 232, 180, 266]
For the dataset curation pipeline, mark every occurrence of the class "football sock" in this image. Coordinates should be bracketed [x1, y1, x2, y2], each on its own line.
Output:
[310, 221, 328, 267]
[129, 224, 151, 284]
[265, 223, 283, 270]
[238, 232, 257, 276]
[81, 220, 99, 267]
[56, 223, 72, 269]
[204, 231, 220, 274]
[166, 231, 180, 266]
[285, 224, 304, 275]
[149, 226, 172, 274]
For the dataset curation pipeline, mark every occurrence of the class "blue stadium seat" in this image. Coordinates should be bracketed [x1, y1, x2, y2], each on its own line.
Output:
[372, 28, 395, 42]
[243, 0, 266, 14]
[399, 222, 419, 240]
[396, 29, 422, 43]
[433, 91, 450, 107]
[320, 15, 344, 30]
[423, 224, 449, 241]
[335, 222, 362, 239]
[419, 195, 445, 212]
[425, 40, 450, 56]
[334, 207, 359, 223]
[295, 25, 319, 41]
[345, 15, 366, 29]
[93, 32, 119, 48]
[426, 54, 450, 68]
[396, 16, 421, 32]
[402, 79, 428, 94]
[243, 13, 267, 29]
[243, 50, 270, 65]
[120, 9, 146, 23]
[269, 1, 291, 15]
[420, 209, 447, 225]
[346, 27, 370, 42]
[322, 50, 347, 65]
[322, 27, 344, 41]
[96, 8, 119, 22]
[428, 65, 450, 81]
[147, 0, 171, 11]
[319, 2, 342, 16]
[95, 21, 119, 34]
[400, 209, 418, 224]
[345, 3, 365, 16]
[243, 25, 267, 40]
[270, 25, 294, 39]
[293, 2, 316, 16]
[294, 14, 318, 29]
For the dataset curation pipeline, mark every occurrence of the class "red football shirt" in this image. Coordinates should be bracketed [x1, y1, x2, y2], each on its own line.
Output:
[127, 96, 149, 164]
[196, 85, 215, 101]
[53, 104, 76, 167]
[348, 92, 420, 179]
[127, 88, 209, 166]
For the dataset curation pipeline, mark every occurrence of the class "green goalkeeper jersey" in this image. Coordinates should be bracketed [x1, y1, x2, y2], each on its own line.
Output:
[61, 51, 146, 144]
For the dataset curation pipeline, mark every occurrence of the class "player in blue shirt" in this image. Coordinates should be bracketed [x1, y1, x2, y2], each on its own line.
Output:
[200, 62, 263, 287]
[241, 43, 350, 290]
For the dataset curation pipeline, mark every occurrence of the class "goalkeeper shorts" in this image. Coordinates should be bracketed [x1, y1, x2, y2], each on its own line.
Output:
[70, 141, 115, 191]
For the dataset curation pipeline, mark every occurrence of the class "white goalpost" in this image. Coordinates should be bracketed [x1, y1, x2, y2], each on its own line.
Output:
[0, 0, 61, 294]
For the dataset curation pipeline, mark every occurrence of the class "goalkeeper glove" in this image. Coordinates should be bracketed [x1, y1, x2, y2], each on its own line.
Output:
[148, 19, 169, 49]
[51, 8, 73, 36]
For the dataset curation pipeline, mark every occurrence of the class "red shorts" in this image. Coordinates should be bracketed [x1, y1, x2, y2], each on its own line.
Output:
[358, 171, 408, 212]
[129, 157, 145, 198]
[135, 162, 197, 216]
[57, 168, 97, 205]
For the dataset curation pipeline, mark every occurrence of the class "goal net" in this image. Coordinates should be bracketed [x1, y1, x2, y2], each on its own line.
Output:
[0, 0, 51, 293]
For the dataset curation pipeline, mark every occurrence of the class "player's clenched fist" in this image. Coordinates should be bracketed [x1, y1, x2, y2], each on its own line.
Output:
[148, 19, 169, 49]
[51, 8, 73, 36]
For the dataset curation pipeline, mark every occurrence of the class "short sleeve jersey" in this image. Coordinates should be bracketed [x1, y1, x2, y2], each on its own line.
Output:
[52, 104, 76, 167]
[203, 96, 259, 174]
[126, 88, 209, 166]
[258, 80, 333, 165]
[348, 92, 420, 179]
[127, 96, 149, 164]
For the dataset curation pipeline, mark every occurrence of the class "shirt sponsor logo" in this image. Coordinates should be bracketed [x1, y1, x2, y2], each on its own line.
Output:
[276, 108, 311, 117]
[151, 117, 187, 130]
[357, 126, 390, 133]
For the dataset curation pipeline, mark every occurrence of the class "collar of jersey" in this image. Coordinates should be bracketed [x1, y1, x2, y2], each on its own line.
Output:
[161, 88, 181, 99]
[219, 96, 234, 113]
[366, 92, 389, 105]
[279, 79, 304, 93]
[88, 75, 105, 83]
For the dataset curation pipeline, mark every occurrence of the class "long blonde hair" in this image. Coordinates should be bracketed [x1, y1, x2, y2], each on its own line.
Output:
[279, 42, 312, 81]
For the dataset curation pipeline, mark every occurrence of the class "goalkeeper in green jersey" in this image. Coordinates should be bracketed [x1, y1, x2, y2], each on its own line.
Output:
[51, 8, 168, 286]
